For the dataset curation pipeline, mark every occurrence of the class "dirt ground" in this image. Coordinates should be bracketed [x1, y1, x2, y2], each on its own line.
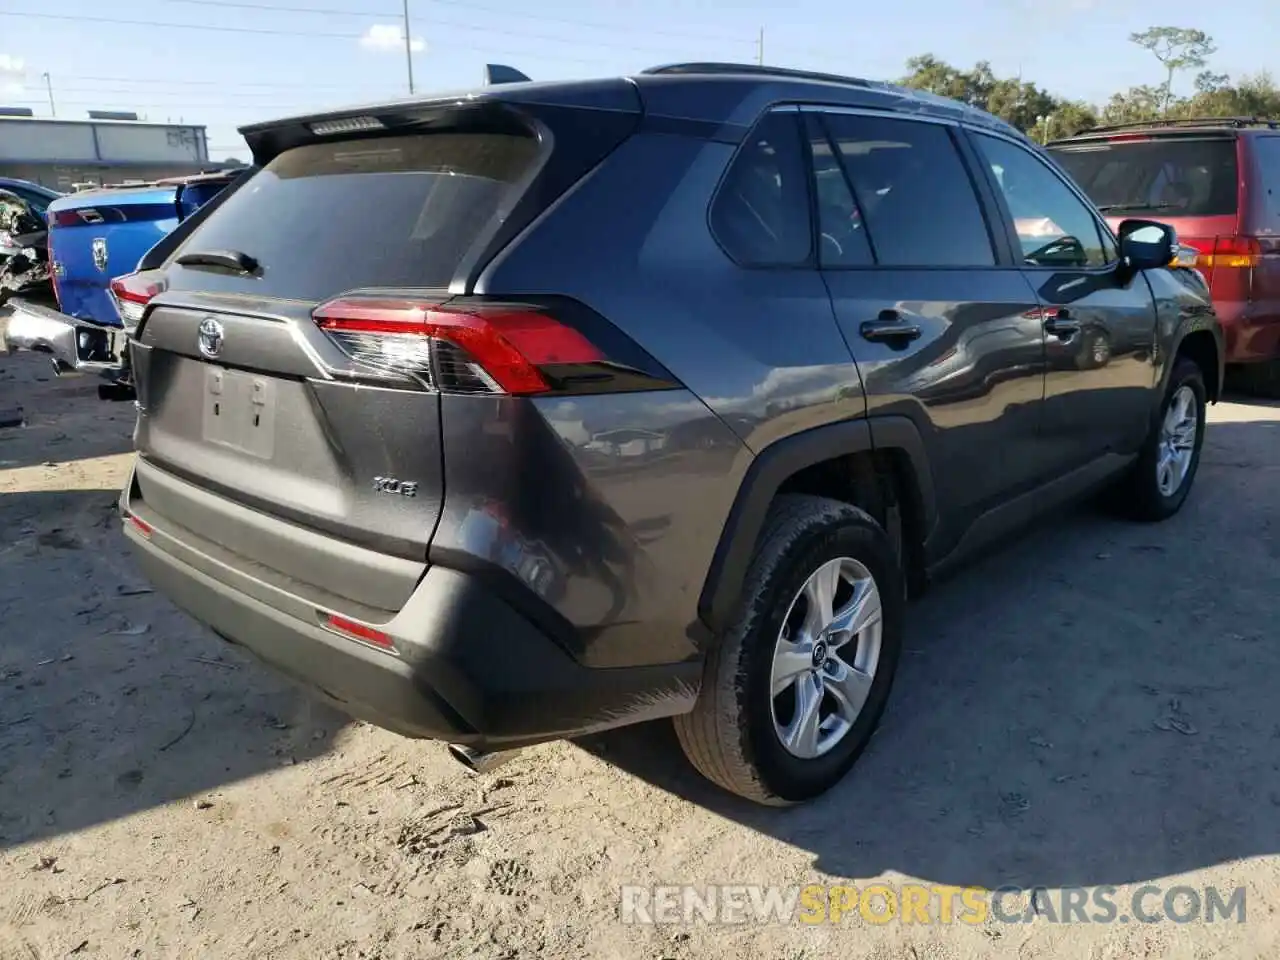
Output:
[3, 315, 1280, 960]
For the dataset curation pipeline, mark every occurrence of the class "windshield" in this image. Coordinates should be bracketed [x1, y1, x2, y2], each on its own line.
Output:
[1049, 137, 1238, 218]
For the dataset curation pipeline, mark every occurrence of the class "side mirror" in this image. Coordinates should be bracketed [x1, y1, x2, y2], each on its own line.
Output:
[1117, 218, 1176, 272]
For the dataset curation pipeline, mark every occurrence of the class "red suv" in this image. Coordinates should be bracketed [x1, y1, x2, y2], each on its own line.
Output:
[1049, 118, 1280, 393]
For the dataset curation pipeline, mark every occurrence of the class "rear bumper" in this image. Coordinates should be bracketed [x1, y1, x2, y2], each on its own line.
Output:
[1214, 299, 1280, 364]
[119, 473, 700, 749]
[3, 298, 130, 379]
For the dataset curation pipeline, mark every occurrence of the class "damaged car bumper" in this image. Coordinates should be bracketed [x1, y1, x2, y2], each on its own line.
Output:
[4, 298, 132, 387]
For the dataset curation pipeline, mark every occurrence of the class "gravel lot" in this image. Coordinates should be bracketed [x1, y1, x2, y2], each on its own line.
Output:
[3, 317, 1280, 959]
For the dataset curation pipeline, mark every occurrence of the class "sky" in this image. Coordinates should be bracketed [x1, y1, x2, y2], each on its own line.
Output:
[1, 0, 1277, 162]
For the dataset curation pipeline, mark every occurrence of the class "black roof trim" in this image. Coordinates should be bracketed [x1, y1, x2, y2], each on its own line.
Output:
[638, 61, 1027, 140]
[1051, 116, 1280, 144]
[641, 61, 883, 90]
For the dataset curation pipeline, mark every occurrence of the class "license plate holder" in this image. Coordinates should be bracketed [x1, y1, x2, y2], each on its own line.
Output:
[202, 366, 276, 459]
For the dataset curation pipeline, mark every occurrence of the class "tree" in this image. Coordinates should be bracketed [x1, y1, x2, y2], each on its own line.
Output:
[1047, 101, 1099, 139]
[1129, 26, 1217, 114]
[1100, 85, 1166, 125]
[900, 56, 1091, 137]
[1174, 71, 1280, 120]
[900, 55, 990, 108]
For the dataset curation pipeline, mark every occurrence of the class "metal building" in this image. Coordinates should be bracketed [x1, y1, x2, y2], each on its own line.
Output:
[0, 113, 213, 190]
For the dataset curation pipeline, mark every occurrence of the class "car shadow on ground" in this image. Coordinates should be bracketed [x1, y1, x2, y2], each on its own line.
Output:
[0, 488, 351, 852]
[579, 417, 1280, 892]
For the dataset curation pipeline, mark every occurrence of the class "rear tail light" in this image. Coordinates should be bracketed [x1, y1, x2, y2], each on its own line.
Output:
[323, 612, 394, 651]
[1176, 236, 1261, 270]
[125, 514, 153, 538]
[109, 271, 166, 327]
[313, 296, 605, 396]
[48, 234, 60, 305]
[50, 210, 101, 227]
[1177, 236, 1260, 299]
[1207, 236, 1262, 270]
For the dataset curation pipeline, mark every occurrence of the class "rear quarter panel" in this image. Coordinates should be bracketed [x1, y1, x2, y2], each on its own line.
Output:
[471, 128, 863, 661]
[1241, 134, 1280, 360]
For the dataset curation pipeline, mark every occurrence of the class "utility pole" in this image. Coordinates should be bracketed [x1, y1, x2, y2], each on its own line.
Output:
[402, 0, 416, 94]
[41, 72, 55, 117]
[756, 27, 765, 66]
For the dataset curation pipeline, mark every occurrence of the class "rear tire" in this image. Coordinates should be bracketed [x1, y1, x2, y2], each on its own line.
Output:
[674, 494, 904, 805]
[1112, 357, 1206, 522]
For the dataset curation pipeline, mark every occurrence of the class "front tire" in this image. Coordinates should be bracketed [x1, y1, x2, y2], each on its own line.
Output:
[1113, 357, 1206, 522]
[674, 494, 905, 805]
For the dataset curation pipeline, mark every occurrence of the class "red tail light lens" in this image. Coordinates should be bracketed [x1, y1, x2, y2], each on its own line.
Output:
[313, 297, 604, 395]
[323, 612, 394, 651]
[125, 514, 153, 538]
[1208, 236, 1262, 270]
[1177, 236, 1261, 270]
[1176, 236, 1260, 298]
[109, 272, 166, 327]
[48, 235, 61, 306]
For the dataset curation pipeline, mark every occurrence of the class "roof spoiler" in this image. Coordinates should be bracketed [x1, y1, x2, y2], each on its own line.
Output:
[483, 64, 531, 86]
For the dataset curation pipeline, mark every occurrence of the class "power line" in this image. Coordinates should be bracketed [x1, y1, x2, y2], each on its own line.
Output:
[4, 6, 749, 59]
[44, 74, 399, 90]
[2, 11, 364, 39]
[24, 84, 396, 98]
[159, 0, 752, 45]
[0, 11, 617, 63]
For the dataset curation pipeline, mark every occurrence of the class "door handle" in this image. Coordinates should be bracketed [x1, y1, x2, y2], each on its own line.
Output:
[860, 310, 923, 345]
[1043, 309, 1081, 339]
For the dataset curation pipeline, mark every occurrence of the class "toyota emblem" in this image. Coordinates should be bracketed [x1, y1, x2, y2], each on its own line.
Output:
[91, 237, 108, 273]
[198, 317, 225, 358]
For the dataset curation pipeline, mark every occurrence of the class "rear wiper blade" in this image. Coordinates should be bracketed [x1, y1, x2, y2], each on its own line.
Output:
[1095, 202, 1178, 213]
[175, 248, 260, 274]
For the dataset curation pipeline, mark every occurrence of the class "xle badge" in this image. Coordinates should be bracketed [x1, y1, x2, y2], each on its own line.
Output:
[373, 476, 418, 497]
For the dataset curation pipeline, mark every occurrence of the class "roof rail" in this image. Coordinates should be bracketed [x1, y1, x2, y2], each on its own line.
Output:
[641, 61, 881, 91]
[1065, 116, 1280, 137]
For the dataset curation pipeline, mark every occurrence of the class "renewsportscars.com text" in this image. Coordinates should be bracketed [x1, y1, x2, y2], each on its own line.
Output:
[620, 883, 1247, 926]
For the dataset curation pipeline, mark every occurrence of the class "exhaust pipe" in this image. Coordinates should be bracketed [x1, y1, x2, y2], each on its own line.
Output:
[447, 743, 521, 775]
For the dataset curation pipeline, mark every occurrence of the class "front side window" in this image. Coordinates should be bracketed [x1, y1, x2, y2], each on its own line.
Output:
[820, 113, 996, 268]
[709, 111, 813, 267]
[974, 132, 1110, 268]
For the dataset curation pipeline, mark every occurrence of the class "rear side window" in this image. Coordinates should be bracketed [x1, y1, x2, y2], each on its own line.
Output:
[1254, 136, 1280, 225]
[1050, 137, 1238, 217]
[820, 113, 995, 268]
[168, 133, 538, 299]
[807, 119, 874, 268]
[710, 111, 812, 267]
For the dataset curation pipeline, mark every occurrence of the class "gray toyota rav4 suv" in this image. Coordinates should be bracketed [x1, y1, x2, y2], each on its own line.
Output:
[117, 63, 1223, 805]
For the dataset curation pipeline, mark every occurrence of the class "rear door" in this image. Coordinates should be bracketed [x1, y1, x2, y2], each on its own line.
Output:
[809, 108, 1049, 540]
[131, 130, 543, 611]
[970, 129, 1158, 470]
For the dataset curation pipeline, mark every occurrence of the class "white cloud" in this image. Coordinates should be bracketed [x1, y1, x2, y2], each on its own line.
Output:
[359, 24, 425, 54]
[0, 54, 25, 95]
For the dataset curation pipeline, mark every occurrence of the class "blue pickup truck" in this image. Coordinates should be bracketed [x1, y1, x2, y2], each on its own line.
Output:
[5, 169, 246, 397]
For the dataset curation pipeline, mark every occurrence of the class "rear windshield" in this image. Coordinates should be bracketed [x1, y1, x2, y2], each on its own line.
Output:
[1049, 137, 1238, 218]
[167, 132, 538, 299]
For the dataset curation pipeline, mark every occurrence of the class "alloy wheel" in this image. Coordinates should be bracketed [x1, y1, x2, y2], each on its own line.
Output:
[769, 557, 883, 759]
[1156, 384, 1197, 497]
